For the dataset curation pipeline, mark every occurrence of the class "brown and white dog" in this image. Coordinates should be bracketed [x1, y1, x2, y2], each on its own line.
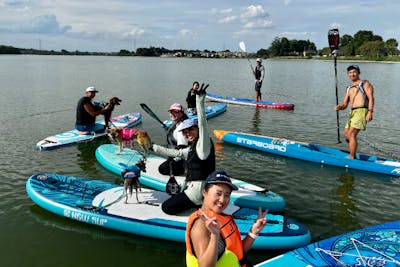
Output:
[121, 159, 146, 203]
[107, 128, 152, 157]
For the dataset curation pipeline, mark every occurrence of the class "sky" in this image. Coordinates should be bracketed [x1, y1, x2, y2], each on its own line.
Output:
[0, 0, 399, 53]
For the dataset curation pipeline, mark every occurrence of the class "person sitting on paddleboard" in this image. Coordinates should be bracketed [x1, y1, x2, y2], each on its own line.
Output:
[75, 86, 112, 135]
[334, 65, 375, 159]
[253, 58, 265, 102]
[158, 103, 188, 176]
[186, 81, 199, 115]
[150, 83, 215, 215]
[186, 170, 268, 267]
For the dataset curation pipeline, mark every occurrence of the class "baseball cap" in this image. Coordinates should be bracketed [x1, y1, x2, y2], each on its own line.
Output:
[256, 58, 262, 62]
[347, 65, 360, 73]
[86, 86, 98, 93]
[168, 103, 183, 112]
[177, 118, 198, 132]
[206, 170, 238, 191]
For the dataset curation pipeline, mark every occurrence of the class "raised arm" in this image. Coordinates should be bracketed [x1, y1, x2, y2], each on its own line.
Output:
[195, 84, 211, 160]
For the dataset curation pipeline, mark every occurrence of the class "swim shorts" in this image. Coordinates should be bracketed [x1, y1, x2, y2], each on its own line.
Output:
[345, 108, 368, 130]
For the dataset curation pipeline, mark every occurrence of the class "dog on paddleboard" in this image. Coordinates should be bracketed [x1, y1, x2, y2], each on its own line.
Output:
[94, 96, 122, 128]
[121, 159, 146, 203]
[107, 128, 152, 157]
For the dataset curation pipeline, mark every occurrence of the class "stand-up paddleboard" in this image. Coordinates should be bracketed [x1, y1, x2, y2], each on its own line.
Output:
[206, 93, 294, 110]
[163, 103, 227, 128]
[214, 130, 400, 177]
[36, 112, 142, 150]
[95, 144, 286, 212]
[255, 220, 400, 266]
[26, 173, 310, 250]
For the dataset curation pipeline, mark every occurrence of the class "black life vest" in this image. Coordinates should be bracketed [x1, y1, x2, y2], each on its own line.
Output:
[186, 139, 215, 181]
[255, 65, 262, 80]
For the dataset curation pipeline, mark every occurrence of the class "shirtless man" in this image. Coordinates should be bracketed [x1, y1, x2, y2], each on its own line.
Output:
[334, 65, 374, 159]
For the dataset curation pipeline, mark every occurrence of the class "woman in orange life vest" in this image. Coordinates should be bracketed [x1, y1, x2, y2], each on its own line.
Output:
[186, 170, 268, 267]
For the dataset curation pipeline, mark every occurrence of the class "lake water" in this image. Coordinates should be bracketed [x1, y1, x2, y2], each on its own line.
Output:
[0, 55, 399, 266]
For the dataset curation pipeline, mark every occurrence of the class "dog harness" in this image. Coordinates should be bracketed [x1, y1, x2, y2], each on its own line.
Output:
[122, 165, 140, 179]
[118, 129, 138, 141]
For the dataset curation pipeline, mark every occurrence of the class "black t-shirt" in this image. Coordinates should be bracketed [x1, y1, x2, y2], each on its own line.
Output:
[76, 97, 95, 125]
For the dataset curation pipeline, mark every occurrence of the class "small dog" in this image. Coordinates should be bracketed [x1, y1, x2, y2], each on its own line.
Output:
[121, 159, 146, 203]
[107, 128, 152, 157]
[94, 97, 122, 128]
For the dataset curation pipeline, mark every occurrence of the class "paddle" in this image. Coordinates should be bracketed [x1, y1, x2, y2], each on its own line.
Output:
[239, 41, 254, 73]
[140, 103, 168, 130]
[328, 28, 342, 143]
[166, 160, 180, 195]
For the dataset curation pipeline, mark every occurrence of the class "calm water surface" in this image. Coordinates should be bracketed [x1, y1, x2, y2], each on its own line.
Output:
[0, 55, 399, 266]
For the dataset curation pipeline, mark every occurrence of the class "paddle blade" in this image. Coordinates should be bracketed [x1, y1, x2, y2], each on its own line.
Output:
[328, 28, 340, 52]
[239, 41, 246, 52]
[140, 103, 167, 129]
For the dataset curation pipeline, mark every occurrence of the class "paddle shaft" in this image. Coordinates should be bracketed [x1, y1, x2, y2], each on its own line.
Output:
[334, 52, 341, 143]
[140, 103, 168, 129]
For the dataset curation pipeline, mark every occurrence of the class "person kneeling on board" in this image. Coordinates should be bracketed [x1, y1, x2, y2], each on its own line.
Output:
[75, 86, 115, 135]
[186, 170, 268, 267]
[149, 83, 215, 215]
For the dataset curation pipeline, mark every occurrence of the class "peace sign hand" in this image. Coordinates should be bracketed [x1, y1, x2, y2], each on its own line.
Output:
[250, 207, 268, 235]
[196, 83, 209, 96]
[198, 209, 220, 235]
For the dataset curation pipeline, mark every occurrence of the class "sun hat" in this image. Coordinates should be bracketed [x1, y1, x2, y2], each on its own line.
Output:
[256, 58, 262, 62]
[168, 103, 183, 112]
[347, 65, 360, 73]
[177, 118, 198, 132]
[86, 86, 98, 93]
[206, 170, 238, 191]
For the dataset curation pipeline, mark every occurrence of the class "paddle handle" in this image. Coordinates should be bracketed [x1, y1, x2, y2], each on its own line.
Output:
[140, 103, 168, 129]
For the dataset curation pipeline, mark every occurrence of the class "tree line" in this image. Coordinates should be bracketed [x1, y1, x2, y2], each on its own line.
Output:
[256, 30, 399, 59]
[1, 30, 398, 60]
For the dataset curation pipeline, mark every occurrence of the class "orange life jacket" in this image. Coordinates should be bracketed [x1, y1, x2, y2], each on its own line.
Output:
[185, 209, 247, 267]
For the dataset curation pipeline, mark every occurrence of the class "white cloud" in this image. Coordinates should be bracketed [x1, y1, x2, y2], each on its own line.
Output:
[241, 5, 268, 20]
[220, 8, 232, 14]
[6, 14, 71, 34]
[122, 27, 145, 38]
[179, 28, 191, 36]
[218, 16, 236, 24]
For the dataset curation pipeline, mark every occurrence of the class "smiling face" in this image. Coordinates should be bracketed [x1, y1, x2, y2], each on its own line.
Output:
[182, 125, 199, 142]
[169, 110, 184, 121]
[202, 184, 232, 213]
[347, 69, 360, 82]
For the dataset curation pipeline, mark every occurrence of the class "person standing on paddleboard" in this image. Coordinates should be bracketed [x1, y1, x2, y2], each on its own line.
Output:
[334, 65, 375, 159]
[253, 58, 265, 102]
[75, 87, 112, 135]
[158, 103, 188, 176]
[186, 81, 199, 115]
[150, 83, 215, 215]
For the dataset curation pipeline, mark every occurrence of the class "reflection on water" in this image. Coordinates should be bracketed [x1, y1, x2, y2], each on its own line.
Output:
[332, 172, 360, 232]
[252, 108, 261, 134]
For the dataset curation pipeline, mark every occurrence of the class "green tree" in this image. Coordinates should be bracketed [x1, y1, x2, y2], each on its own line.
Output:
[356, 41, 386, 57]
[385, 38, 399, 56]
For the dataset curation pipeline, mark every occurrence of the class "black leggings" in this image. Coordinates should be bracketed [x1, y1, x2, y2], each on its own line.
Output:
[158, 157, 185, 176]
[161, 192, 199, 215]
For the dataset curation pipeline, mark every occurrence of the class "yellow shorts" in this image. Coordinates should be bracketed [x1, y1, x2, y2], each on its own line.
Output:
[345, 108, 368, 130]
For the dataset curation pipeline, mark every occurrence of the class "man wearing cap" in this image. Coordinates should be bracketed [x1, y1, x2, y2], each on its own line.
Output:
[185, 170, 268, 267]
[253, 58, 265, 102]
[334, 65, 375, 159]
[150, 83, 215, 215]
[75, 86, 112, 135]
[158, 103, 188, 176]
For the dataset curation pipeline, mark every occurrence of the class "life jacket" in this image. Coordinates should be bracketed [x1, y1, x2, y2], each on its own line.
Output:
[347, 80, 369, 109]
[254, 65, 262, 80]
[186, 139, 215, 181]
[167, 122, 178, 147]
[185, 210, 246, 267]
[118, 128, 138, 141]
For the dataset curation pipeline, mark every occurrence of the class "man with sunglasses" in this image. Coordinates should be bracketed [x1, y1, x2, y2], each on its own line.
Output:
[150, 83, 215, 215]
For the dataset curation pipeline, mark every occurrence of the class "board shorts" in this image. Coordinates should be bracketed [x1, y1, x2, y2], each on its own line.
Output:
[184, 180, 206, 205]
[255, 81, 263, 92]
[345, 108, 368, 130]
[75, 123, 105, 133]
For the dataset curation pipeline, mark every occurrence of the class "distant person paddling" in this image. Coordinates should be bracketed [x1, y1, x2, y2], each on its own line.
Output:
[253, 58, 265, 102]
[334, 65, 375, 159]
